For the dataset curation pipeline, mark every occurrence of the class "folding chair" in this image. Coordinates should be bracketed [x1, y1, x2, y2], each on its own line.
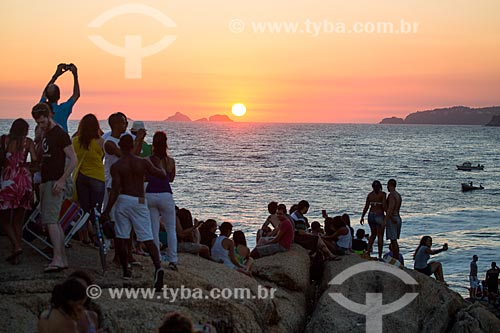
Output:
[22, 199, 90, 260]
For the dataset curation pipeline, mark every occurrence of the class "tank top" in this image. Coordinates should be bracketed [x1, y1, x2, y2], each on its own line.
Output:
[103, 136, 120, 188]
[73, 137, 105, 182]
[211, 236, 237, 269]
[336, 227, 352, 249]
[146, 156, 172, 193]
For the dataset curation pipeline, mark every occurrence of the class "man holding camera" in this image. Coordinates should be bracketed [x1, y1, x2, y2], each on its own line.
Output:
[40, 63, 80, 133]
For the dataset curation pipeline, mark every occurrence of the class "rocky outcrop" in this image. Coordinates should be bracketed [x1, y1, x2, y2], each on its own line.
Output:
[0, 239, 310, 333]
[380, 106, 500, 125]
[164, 112, 191, 122]
[2, 239, 499, 332]
[208, 114, 233, 122]
[306, 254, 500, 333]
[380, 117, 405, 124]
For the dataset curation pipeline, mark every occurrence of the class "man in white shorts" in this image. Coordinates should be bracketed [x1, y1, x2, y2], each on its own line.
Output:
[101, 134, 166, 291]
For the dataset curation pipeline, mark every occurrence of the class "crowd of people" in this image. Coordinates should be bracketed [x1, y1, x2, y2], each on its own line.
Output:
[1, 63, 499, 332]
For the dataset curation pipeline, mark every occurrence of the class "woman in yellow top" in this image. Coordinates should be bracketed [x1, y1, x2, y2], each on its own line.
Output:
[72, 114, 105, 244]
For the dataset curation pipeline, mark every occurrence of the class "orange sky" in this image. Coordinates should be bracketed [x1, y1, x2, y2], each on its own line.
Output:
[1, 0, 499, 123]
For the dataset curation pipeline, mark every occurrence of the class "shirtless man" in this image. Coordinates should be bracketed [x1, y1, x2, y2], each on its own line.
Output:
[384, 179, 402, 263]
[101, 134, 166, 290]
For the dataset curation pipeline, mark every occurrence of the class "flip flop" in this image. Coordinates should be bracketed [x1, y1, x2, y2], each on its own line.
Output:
[44, 265, 64, 273]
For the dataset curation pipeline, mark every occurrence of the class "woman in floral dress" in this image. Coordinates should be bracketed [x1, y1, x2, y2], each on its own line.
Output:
[0, 118, 37, 264]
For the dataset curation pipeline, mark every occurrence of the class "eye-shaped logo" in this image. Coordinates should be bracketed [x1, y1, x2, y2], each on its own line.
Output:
[329, 262, 419, 333]
[88, 3, 177, 79]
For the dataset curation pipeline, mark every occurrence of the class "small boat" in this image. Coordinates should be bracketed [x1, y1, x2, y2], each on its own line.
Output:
[457, 162, 484, 171]
[461, 182, 484, 192]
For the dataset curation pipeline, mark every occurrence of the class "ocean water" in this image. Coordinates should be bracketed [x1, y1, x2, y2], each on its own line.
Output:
[1, 119, 499, 297]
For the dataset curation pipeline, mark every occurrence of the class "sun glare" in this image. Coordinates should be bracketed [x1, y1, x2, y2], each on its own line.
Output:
[231, 103, 247, 117]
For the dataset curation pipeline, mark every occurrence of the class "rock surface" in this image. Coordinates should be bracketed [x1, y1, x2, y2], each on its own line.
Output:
[306, 254, 500, 333]
[164, 112, 192, 122]
[0, 238, 309, 333]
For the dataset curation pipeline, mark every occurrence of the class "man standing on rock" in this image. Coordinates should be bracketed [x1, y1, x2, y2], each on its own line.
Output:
[469, 255, 479, 300]
[384, 179, 402, 263]
[32, 102, 77, 272]
[101, 134, 166, 290]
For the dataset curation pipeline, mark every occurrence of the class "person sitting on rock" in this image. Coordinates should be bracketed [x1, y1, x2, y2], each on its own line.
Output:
[68, 270, 103, 329]
[352, 229, 368, 256]
[321, 216, 352, 255]
[383, 242, 405, 266]
[211, 222, 248, 275]
[198, 219, 218, 252]
[38, 278, 98, 333]
[233, 230, 254, 275]
[310, 221, 324, 235]
[257, 201, 280, 242]
[176, 208, 210, 259]
[251, 205, 294, 259]
[413, 235, 448, 283]
[290, 200, 310, 232]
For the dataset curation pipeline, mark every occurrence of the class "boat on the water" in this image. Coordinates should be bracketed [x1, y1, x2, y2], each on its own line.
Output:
[461, 182, 484, 192]
[457, 162, 484, 171]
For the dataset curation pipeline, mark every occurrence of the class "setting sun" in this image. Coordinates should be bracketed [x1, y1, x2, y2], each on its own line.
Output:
[231, 103, 247, 117]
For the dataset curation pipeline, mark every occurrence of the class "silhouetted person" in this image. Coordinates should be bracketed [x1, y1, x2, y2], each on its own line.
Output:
[384, 179, 402, 261]
[40, 63, 80, 132]
[102, 134, 166, 290]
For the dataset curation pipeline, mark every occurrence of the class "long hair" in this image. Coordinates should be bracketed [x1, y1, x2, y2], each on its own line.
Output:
[177, 208, 193, 229]
[233, 230, 247, 247]
[152, 131, 168, 159]
[7, 118, 29, 152]
[50, 278, 87, 319]
[372, 180, 382, 194]
[77, 114, 101, 150]
[413, 235, 432, 259]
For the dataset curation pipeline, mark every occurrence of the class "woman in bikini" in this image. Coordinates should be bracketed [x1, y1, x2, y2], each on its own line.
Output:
[360, 180, 387, 259]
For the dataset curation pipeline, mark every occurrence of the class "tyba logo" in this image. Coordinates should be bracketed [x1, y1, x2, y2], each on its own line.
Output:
[88, 4, 177, 79]
[329, 262, 419, 333]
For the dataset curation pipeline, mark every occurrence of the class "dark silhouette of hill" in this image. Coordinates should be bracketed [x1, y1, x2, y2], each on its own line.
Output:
[380, 106, 500, 125]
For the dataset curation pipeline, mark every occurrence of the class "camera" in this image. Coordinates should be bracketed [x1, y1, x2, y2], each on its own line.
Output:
[64, 63, 72, 71]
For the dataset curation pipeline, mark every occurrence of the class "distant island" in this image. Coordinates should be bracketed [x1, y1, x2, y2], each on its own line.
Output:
[164, 112, 233, 122]
[380, 106, 500, 125]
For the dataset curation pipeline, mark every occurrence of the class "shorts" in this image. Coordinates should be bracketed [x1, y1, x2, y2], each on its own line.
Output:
[469, 276, 479, 289]
[415, 264, 432, 276]
[178, 242, 205, 254]
[253, 243, 287, 258]
[40, 181, 64, 224]
[386, 215, 402, 240]
[114, 194, 153, 242]
[368, 212, 384, 228]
